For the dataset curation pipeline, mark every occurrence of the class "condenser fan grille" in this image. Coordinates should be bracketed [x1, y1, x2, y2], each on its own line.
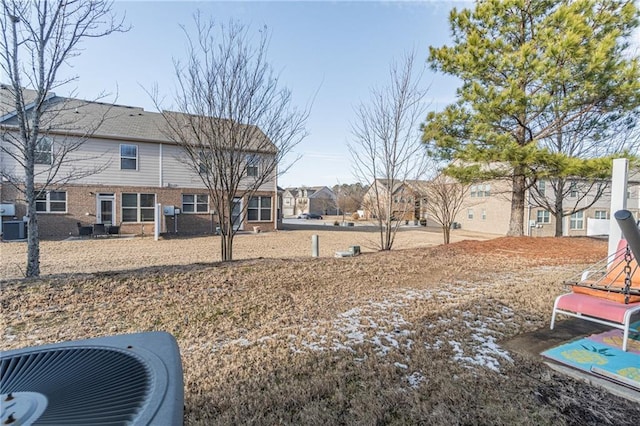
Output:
[1, 332, 183, 426]
[1, 347, 150, 425]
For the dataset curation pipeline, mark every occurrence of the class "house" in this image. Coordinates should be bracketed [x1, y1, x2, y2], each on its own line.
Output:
[526, 172, 640, 237]
[360, 179, 429, 222]
[450, 172, 640, 236]
[0, 86, 281, 238]
[282, 186, 337, 217]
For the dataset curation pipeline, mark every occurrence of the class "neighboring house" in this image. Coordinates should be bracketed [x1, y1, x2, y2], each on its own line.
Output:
[450, 172, 640, 236]
[0, 86, 280, 238]
[454, 179, 511, 234]
[527, 172, 640, 237]
[282, 186, 337, 217]
[361, 179, 429, 222]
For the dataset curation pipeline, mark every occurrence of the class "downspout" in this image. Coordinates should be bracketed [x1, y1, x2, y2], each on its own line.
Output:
[525, 187, 531, 236]
[274, 165, 278, 230]
[159, 143, 163, 187]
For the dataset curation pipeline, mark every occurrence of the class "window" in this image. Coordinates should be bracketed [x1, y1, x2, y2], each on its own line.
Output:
[467, 209, 474, 220]
[569, 181, 578, 198]
[122, 193, 155, 222]
[34, 137, 52, 165]
[537, 180, 545, 197]
[247, 196, 272, 221]
[537, 210, 550, 224]
[120, 144, 138, 170]
[246, 154, 259, 177]
[570, 211, 584, 230]
[198, 150, 209, 174]
[471, 184, 490, 197]
[594, 210, 608, 220]
[36, 190, 66, 213]
[481, 209, 486, 220]
[182, 194, 209, 213]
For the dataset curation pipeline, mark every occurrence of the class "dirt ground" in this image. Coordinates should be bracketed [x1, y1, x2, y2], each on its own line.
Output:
[2, 231, 639, 425]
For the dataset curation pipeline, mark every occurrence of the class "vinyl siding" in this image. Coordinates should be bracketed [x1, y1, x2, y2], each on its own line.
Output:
[2, 135, 276, 191]
[162, 144, 206, 189]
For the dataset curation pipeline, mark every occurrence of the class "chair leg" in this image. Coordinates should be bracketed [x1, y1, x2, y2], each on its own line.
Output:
[623, 324, 629, 352]
[550, 296, 561, 330]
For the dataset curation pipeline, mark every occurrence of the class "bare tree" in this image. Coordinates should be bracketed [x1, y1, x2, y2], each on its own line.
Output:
[424, 173, 468, 244]
[349, 51, 429, 250]
[0, 0, 127, 277]
[333, 182, 366, 221]
[156, 17, 308, 261]
[529, 107, 640, 236]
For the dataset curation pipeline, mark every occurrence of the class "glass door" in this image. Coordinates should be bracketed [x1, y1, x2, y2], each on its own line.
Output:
[96, 194, 116, 225]
[231, 197, 243, 231]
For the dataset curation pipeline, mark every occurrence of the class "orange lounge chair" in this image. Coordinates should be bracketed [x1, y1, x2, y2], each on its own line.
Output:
[551, 240, 640, 352]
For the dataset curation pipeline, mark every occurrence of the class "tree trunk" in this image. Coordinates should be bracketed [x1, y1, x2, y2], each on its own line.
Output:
[507, 171, 526, 236]
[554, 178, 564, 237]
[220, 216, 234, 261]
[25, 132, 40, 277]
[443, 225, 451, 244]
[26, 192, 40, 277]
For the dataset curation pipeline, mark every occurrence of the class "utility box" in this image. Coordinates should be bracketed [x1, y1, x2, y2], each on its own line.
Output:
[0, 203, 16, 216]
[163, 205, 175, 216]
[3, 220, 27, 240]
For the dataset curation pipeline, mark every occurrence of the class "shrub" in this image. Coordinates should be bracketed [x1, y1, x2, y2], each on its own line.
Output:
[334, 220, 340, 226]
[351, 212, 360, 221]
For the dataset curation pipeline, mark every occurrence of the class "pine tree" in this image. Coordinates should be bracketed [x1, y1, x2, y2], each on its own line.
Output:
[423, 0, 640, 236]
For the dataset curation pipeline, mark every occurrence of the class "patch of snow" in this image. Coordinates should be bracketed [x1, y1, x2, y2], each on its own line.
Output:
[442, 308, 514, 372]
[425, 338, 444, 350]
[407, 371, 425, 389]
[394, 362, 408, 369]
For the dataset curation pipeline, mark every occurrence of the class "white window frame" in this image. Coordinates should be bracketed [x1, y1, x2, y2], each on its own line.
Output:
[536, 210, 550, 224]
[120, 144, 138, 170]
[594, 210, 608, 220]
[569, 181, 578, 198]
[198, 150, 209, 175]
[570, 211, 584, 230]
[34, 137, 53, 165]
[247, 196, 272, 221]
[470, 185, 477, 197]
[467, 209, 474, 220]
[481, 209, 486, 220]
[182, 194, 209, 213]
[122, 193, 155, 223]
[537, 180, 545, 197]
[246, 154, 259, 177]
[36, 190, 67, 213]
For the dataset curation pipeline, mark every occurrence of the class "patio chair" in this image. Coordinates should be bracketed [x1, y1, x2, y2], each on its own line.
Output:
[551, 235, 640, 351]
[107, 223, 121, 235]
[92, 223, 106, 237]
[77, 222, 93, 236]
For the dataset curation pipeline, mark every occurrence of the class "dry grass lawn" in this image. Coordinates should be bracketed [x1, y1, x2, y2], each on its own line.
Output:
[2, 229, 639, 425]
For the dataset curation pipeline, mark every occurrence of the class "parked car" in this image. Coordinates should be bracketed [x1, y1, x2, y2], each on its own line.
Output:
[297, 213, 323, 219]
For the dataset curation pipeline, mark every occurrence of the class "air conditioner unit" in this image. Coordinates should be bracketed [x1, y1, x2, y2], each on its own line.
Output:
[163, 205, 175, 216]
[1, 331, 184, 425]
